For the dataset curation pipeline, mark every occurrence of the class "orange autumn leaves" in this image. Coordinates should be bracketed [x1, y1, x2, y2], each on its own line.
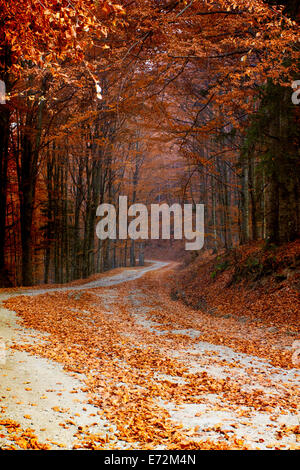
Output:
[0, 0, 125, 74]
[3, 260, 299, 449]
[0, 419, 51, 450]
[174, 240, 300, 335]
[3, 287, 250, 449]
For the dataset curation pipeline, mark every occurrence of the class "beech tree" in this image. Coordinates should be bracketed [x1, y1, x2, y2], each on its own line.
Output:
[0, 0, 299, 286]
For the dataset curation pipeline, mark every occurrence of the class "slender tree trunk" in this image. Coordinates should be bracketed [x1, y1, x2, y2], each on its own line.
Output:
[19, 74, 49, 285]
[0, 44, 12, 286]
[0, 104, 10, 283]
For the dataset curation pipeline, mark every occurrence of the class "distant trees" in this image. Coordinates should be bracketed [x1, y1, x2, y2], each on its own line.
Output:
[240, 82, 300, 245]
[0, 0, 299, 286]
[239, 0, 300, 245]
[0, 0, 124, 285]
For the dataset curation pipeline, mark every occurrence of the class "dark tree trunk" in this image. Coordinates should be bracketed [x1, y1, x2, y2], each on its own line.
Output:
[0, 44, 11, 285]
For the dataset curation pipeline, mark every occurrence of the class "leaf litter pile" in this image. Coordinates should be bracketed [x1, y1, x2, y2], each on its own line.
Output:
[1, 262, 300, 450]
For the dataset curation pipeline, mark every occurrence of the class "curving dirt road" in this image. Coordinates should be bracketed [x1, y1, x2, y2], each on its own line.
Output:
[0, 260, 299, 450]
[0, 261, 169, 449]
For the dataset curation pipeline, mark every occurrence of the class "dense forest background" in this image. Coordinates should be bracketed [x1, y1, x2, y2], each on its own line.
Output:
[0, 0, 299, 287]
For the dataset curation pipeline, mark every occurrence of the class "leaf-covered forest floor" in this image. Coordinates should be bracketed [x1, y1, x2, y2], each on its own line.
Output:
[173, 240, 300, 331]
[0, 253, 299, 450]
